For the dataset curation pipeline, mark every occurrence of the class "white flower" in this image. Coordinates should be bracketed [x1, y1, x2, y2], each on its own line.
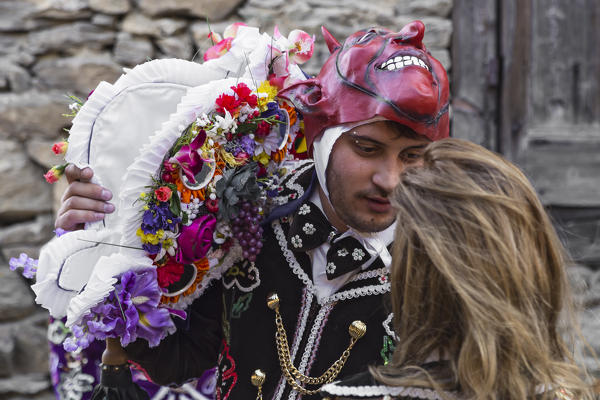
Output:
[352, 248, 366, 261]
[68, 102, 80, 111]
[326, 262, 336, 274]
[298, 204, 311, 215]
[291, 235, 302, 248]
[238, 104, 258, 123]
[213, 109, 237, 133]
[302, 222, 315, 235]
[337, 248, 349, 257]
[156, 230, 179, 260]
[195, 113, 210, 127]
[254, 128, 280, 156]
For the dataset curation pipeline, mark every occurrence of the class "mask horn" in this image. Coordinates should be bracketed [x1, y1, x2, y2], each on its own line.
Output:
[321, 26, 341, 53]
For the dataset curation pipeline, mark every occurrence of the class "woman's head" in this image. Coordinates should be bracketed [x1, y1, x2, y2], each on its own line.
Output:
[376, 138, 591, 399]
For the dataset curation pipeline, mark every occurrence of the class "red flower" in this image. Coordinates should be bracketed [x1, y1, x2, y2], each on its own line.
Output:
[206, 198, 219, 213]
[44, 169, 59, 184]
[215, 93, 241, 114]
[155, 186, 172, 202]
[52, 141, 68, 155]
[232, 83, 257, 107]
[157, 258, 184, 288]
[255, 121, 271, 137]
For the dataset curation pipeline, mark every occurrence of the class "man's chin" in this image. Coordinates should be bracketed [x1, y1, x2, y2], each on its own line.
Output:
[346, 214, 396, 234]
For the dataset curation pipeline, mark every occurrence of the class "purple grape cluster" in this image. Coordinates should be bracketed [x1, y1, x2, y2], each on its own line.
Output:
[231, 200, 264, 262]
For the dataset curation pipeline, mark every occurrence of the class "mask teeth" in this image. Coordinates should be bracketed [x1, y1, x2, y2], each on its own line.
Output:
[379, 56, 429, 71]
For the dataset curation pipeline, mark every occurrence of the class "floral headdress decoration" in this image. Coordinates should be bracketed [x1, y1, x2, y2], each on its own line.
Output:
[52, 23, 315, 352]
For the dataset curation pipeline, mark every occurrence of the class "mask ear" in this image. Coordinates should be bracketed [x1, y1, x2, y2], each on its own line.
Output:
[277, 78, 323, 113]
[321, 26, 341, 53]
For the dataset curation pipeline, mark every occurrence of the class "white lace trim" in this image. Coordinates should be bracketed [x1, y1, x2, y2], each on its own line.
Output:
[383, 312, 398, 340]
[349, 267, 388, 282]
[272, 160, 314, 206]
[273, 222, 391, 306]
[290, 302, 335, 400]
[320, 382, 459, 399]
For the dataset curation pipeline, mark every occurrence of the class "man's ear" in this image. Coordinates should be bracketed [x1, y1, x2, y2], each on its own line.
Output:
[277, 78, 324, 113]
[321, 26, 341, 53]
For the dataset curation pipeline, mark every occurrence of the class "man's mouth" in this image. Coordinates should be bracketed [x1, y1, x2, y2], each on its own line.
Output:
[377, 54, 430, 72]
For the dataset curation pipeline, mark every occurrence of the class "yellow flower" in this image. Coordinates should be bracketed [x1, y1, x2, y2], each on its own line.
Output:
[254, 151, 271, 166]
[257, 81, 278, 111]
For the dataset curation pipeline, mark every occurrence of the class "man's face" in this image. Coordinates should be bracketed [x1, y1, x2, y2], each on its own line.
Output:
[326, 121, 429, 232]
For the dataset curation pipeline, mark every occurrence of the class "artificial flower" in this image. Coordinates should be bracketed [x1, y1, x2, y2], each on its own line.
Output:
[256, 81, 278, 110]
[204, 22, 248, 61]
[52, 141, 68, 155]
[155, 186, 172, 202]
[177, 214, 217, 264]
[169, 130, 208, 184]
[44, 164, 67, 184]
[287, 29, 315, 64]
[156, 258, 185, 288]
[9, 253, 38, 279]
[215, 93, 241, 114]
[215, 162, 261, 220]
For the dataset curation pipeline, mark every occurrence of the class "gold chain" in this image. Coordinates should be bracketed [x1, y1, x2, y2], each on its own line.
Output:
[266, 293, 366, 396]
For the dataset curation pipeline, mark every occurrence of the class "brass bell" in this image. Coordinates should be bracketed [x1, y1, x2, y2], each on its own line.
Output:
[251, 369, 266, 387]
[266, 293, 280, 310]
[349, 320, 366, 340]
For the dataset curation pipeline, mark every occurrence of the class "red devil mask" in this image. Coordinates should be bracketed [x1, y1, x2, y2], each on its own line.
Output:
[278, 21, 450, 155]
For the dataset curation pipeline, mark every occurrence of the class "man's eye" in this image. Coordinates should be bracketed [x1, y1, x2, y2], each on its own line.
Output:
[401, 151, 424, 163]
[353, 140, 378, 154]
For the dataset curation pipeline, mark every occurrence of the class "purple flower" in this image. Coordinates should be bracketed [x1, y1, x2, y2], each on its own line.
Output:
[9, 253, 37, 279]
[239, 135, 256, 155]
[142, 242, 162, 255]
[54, 228, 70, 237]
[142, 202, 180, 235]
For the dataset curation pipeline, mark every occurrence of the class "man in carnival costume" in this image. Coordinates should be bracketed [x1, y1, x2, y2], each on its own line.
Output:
[55, 21, 449, 399]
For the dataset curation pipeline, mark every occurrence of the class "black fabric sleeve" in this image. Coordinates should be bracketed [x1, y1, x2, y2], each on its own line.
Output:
[125, 282, 224, 386]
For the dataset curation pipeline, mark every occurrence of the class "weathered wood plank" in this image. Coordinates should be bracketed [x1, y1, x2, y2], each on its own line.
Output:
[450, 0, 498, 149]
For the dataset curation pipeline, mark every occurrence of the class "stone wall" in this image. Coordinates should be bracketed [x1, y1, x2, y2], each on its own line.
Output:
[0, 0, 596, 399]
[0, 1, 452, 398]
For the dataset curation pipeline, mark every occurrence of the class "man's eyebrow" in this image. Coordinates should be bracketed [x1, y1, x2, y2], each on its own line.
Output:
[349, 133, 429, 150]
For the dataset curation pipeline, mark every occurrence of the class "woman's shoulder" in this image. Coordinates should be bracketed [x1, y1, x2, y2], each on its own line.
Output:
[320, 370, 459, 400]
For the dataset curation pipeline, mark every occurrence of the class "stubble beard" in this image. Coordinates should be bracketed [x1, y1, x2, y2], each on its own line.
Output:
[326, 166, 395, 233]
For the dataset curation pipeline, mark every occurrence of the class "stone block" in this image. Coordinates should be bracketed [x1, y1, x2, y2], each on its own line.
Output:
[0, 140, 52, 221]
[156, 34, 193, 60]
[89, 0, 131, 15]
[0, 91, 69, 140]
[0, 61, 31, 93]
[0, 373, 50, 396]
[12, 314, 50, 375]
[0, 1, 52, 32]
[0, 326, 15, 378]
[33, 0, 92, 20]
[0, 214, 54, 246]
[91, 13, 117, 27]
[0, 269, 36, 322]
[397, 0, 453, 18]
[27, 22, 116, 55]
[113, 32, 154, 66]
[32, 51, 122, 93]
[137, 0, 245, 20]
[121, 13, 187, 38]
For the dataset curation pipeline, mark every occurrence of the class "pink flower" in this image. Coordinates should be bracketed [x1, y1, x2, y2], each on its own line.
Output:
[203, 22, 247, 61]
[154, 187, 172, 202]
[206, 199, 219, 213]
[169, 131, 207, 184]
[51, 141, 68, 155]
[176, 215, 216, 264]
[287, 29, 314, 64]
[44, 164, 66, 184]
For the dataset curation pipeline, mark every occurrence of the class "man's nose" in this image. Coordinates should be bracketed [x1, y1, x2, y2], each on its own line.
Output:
[372, 163, 403, 194]
[391, 20, 425, 48]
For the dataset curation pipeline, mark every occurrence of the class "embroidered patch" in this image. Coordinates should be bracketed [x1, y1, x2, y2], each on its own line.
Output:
[231, 292, 253, 319]
[216, 341, 238, 400]
[337, 248, 349, 257]
[302, 222, 316, 235]
[222, 260, 261, 292]
[352, 248, 366, 261]
[381, 335, 396, 365]
[298, 203, 311, 215]
[291, 234, 303, 248]
[326, 262, 336, 274]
